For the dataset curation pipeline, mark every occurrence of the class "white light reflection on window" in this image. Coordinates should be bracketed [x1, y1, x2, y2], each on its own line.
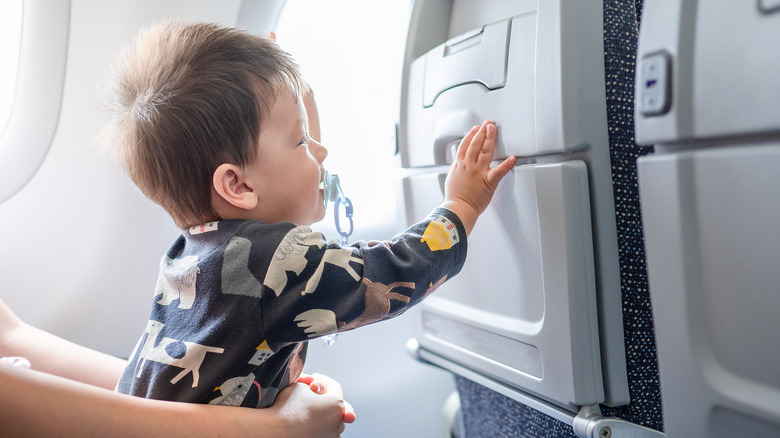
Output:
[276, 0, 409, 238]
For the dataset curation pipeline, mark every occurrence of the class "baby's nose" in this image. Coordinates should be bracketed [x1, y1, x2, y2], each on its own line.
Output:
[313, 140, 328, 162]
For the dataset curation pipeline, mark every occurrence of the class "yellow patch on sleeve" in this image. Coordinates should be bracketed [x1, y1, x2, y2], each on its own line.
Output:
[420, 216, 459, 251]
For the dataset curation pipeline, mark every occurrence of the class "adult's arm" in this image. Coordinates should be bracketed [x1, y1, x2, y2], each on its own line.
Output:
[0, 297, 124, 390]
[0, 366, 346, 438]
[0, 298, 349, 438]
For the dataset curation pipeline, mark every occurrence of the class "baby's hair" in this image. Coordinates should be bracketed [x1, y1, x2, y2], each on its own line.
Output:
[100, 21, 308, 228]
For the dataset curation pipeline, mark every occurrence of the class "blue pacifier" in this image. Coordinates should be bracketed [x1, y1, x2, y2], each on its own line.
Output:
[322, 170, 341, 208]
[322, 170, 353, 246]
[319, 171, 354, 348]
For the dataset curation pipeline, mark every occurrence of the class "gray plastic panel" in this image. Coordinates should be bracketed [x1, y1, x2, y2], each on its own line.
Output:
[402, 13, 535, 167]
[638, 145, 780, 438]
[403, 161, 604, 410]
[422, 19, 510, 108]
[399, 0, 616, 167]
[399, 0, 628, 408]
[637, 3, 780, 436]
[635, 1, 780, 145]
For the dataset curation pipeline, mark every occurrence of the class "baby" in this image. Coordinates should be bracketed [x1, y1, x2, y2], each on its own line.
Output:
[103, 21, 515, 408]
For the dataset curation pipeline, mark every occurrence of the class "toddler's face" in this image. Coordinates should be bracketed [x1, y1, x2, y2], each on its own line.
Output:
[244, 92, 328, 225]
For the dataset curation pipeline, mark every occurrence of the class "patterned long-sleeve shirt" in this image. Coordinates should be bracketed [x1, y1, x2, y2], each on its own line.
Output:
[116, 208, 466, 408]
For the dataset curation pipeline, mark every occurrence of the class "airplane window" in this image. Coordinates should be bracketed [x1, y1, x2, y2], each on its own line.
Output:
[0, 0, 24, 136]
[276, 0, 409, 236]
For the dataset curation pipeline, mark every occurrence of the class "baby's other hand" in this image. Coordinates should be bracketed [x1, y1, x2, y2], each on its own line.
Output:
[442, 121, 516, 236]
[299, 373, 356, 423]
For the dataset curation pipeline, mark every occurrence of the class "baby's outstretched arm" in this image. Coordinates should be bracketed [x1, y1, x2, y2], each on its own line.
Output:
[441, 121, 516, 236]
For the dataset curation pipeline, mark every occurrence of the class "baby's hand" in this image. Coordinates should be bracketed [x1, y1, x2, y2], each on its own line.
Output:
[442, 121, 516, 235]
[299, 373, 356, 423]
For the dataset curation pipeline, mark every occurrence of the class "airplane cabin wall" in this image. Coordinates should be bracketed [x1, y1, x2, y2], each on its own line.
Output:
[0, 0, 247, 357]
[0, 1, 453, 437]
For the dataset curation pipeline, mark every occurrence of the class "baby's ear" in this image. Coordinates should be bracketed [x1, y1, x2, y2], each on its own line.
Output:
[212, 163, 258, 210]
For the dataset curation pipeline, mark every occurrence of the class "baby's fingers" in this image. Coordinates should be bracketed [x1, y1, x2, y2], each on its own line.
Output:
[464, 121, 491, 162]
[456, 125, 480, 161]
[475, 122, 498, 164]
[342, 400, 356, 423]
[487, 155, 517, 188]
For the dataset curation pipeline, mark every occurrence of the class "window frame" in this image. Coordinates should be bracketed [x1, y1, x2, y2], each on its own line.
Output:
[0, 0, 71, 203]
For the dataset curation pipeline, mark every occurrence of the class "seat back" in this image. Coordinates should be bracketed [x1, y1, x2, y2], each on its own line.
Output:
[636, 1, 780, 437]
[398, 0, 633, 417]
[455, 1, 663, 436]
[398, 0, 667, 436]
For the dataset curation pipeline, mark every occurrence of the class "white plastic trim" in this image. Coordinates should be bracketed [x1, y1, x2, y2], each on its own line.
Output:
[0, 0, 70, 203]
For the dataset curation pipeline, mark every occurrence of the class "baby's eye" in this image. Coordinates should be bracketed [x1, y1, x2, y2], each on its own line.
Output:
[298, 135, 310, 146]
